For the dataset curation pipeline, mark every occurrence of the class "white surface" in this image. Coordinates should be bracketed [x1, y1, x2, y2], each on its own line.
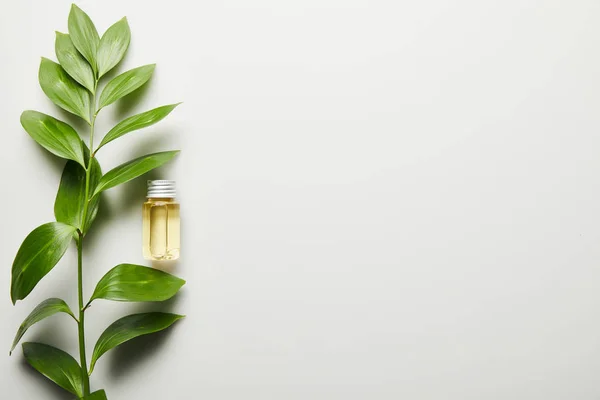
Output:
[1, 0, 600, 399]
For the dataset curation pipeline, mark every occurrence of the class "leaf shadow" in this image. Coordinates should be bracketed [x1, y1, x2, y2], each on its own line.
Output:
[116, 167, 161, 217]
[107, 296, 183, 379]
[25, 319, 75, 357]
[53, 107, 89, 140]
[82, 192, 113, 251]
[16, 323, 76, 400]
[30, 141, 66, 176]
[19, 357, 73, 400]
[114, 77, 154, 120]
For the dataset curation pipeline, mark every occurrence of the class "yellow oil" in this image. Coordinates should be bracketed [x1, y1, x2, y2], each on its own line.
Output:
[143, 198, 180, 260]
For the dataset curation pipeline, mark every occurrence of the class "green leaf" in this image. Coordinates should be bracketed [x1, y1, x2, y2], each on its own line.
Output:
[11, 222, 77, 304]
[90, 264, 185, 303]
[92, 151, 179, 197]
[84, 390, 108, 400]
[39, 58, 91, 123]
[68, 4, 99, 72]
[20, 110, 85, 167]
[55, 32, 95, 94]
[97, 103, 180, 151]
[22, 342, 83, 397]
[10, 298, 75, 355]
[98, 64, 155, 110]
[97, 17, 131, 78]
[90, 312, 183, 374]
[54, 156, 102, 233]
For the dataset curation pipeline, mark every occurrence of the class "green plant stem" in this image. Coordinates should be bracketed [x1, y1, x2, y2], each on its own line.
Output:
[77, 82, 99, 397]
[77, 235, 90, 396]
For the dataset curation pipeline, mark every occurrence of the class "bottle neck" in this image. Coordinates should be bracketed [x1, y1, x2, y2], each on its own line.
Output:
[146, 197, 176, 202]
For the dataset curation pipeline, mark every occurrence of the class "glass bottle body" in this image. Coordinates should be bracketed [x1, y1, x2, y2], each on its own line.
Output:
[143, 197, 180, 261]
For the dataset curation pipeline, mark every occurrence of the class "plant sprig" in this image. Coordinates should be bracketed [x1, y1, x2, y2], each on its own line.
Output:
[10, 5, 185, 399]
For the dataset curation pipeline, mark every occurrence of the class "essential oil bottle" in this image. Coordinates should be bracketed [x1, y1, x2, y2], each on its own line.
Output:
[143, 180, 180, 261]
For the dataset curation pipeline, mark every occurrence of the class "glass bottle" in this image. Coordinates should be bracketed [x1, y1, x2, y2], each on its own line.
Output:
[143, 180, 180, 260]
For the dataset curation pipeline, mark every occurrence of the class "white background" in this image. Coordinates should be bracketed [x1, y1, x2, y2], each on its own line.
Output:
[1, 0, 600, 399]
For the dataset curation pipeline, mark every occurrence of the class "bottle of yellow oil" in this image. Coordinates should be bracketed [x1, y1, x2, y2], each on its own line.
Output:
[143, 180, 180, 261]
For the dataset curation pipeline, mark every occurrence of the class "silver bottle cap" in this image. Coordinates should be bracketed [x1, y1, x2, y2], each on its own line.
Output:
[147, 180, 176, 198]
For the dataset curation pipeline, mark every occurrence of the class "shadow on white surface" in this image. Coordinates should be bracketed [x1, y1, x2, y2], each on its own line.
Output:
[19, 357, 72, 400]
[107, 295, 183, 379]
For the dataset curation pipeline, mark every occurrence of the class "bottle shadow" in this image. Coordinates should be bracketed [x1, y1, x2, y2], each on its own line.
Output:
[151, 259, 179, 274]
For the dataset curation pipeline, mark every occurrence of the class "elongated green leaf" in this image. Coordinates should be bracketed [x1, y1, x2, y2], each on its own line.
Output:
[54, 156, 102, 233]
[20, 110, 85, 167]
[85, 390, 108, 400]
[97, 103, 180, 151]
[92, 151, 179, 197]
[90, 264, 185, 303]
[90, 312, 183, 374]
[10, 299, 75, 355]
[98, 64, 155, 110]
[68, 4, 99, 71]
[55, 32, 95, 93]
[39, 58, 91, 123]
[97, 17, 130, 78]
[22, 342, 83, 397]
[11, 222, 77, 304]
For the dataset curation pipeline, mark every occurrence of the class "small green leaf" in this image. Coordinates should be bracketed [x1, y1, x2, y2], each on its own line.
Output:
[90, 264, 185, 303]
[22, 342, 83, 397]
[97, 103, 180, 152]
[92, 150, 179, 197]
[39, 58, 91, 123]
[98, 64, 155, 110]
[10, 299, 75, 355]
[97, 17, 131, 78]
[84, 390, 108, 400]
[55, 32, 95, 94]
[11, 222, 77, 304]
[68, 4, 100, 72]
[20, 110, 85, 167]
[54, 155, 102, 233]
[90, 312, 183, 374]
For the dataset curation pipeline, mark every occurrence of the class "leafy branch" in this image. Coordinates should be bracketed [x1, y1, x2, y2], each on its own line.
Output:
[10, 5, 184, 399]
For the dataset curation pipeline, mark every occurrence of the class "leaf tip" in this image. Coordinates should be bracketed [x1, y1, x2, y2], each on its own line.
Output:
[39, 57, 56, 69]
